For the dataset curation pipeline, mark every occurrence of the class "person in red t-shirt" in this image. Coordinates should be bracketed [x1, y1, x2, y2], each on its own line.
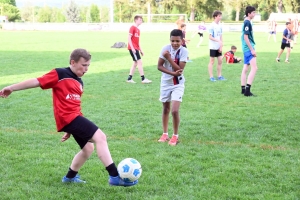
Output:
[223, 45, 242, 64]
[127, 15, 152, 84]
[0, 48, 138, 187]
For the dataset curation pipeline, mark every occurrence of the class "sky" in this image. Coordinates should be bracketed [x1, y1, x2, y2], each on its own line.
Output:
[16, 0, 110, 8]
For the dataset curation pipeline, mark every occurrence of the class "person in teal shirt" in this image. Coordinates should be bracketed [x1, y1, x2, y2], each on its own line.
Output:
[240, 6, 257, 97]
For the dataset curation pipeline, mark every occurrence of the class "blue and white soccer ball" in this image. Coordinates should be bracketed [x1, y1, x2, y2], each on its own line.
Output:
[117, 158, 142, 182]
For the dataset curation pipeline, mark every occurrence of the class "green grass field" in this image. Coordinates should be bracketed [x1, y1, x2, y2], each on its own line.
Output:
[0, 30, 299, 200]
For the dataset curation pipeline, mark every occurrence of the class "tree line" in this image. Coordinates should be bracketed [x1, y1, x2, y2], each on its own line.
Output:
[0, 0, 299, 23]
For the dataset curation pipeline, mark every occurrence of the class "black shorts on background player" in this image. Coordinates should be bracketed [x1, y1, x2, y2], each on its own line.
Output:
[210, 49, 222, 57]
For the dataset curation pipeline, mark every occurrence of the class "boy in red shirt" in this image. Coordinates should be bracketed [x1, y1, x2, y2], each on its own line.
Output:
[223, 45, 242, 64]
[127, 15, 152, 84]
[0, 48, 138, 187]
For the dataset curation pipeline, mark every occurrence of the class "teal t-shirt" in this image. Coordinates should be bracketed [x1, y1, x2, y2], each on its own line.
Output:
[241, 20, 255, 52]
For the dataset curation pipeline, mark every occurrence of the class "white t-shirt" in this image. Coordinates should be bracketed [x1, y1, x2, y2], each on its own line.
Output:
[208, 21, 222, 50]
[159, 44, 188, 86]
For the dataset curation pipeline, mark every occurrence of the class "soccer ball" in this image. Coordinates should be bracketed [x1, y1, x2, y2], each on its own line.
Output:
[117, 158, 142, 182]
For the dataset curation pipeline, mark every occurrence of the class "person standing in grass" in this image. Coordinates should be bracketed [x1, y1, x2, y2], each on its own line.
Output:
[267, 17, 277, 42]
[241, 6, 258, 97]
[126, 15, 152, 84]
[175, 16, 185, 29]
[276, 22, 293, 63]
[0, 48, 138, 187]
[157, 29, 188, 146]
[192, 21, 206, 47]
[207, 10, 225, 82]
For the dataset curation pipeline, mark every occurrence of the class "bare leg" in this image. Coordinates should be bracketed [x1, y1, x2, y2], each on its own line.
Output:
[208, 57, 215, 78]
[197, 37, 203, 47]
[277, 49, 284, 58]
[241, 64, 249, 86]
[136, 59, 144, 76]
[217, 56, 223, 77]
[247, 57, 258, 85]
[129, 61, 138, 76]
[268, 34, 271, 41]
[290, 40, 294, 49]
[162, 102, 170, 133]
[70, 142, 94, 171]
[171, 101, 181, 135]
[89, 129, 113, 167]
[286, 47, 291, 60]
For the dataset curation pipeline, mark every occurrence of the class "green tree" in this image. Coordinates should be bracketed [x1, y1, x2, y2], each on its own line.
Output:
[51, 8, 66, 22]
[159, 0, 184, 13]
[287, 0, 300, 12]
[0, 3, 20, 21]
[224, 0, 246, 21]
[114, 0, 133, 22]
[187, 0, 202, 22]
[99, 6, 109, 22]
[20, 3, 34, 22]
[38, 6, 52, 22]
[277, 0, 286, 12]
[257, 0, 277, 20]
[196, 0, 224, 20]
[90, 4, 100, 22]
[79, 6, 89, 22]
[0, 0, 16, 6]
[65, 0, 80, 23]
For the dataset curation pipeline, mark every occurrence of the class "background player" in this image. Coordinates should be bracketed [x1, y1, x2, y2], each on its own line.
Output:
[127, 15, 152, 84]
[276, 22, 293, 63]
[241, 6, 258, 97]
[223, 45, 242, 64]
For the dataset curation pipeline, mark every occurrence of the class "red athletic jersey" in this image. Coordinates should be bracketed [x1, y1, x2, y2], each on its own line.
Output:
[37, 67, 83, 131]
[224, 51, 234, 63]
[128, 25, 140, 50]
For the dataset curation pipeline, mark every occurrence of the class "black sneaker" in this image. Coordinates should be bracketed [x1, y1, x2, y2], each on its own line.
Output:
[244, 92, 255, 97]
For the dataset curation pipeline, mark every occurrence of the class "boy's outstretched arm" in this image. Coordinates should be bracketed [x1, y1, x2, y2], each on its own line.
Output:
[0, 78, 40, 98]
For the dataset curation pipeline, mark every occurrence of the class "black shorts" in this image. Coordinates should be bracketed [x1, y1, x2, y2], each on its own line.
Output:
[281, 43, 290, 50]
[198, 33, 203, 37]
[129, 49, 141, 61]
[61, 116, 98, 149]
[210, 49, 222, 57]
[233, 58, 239, 63]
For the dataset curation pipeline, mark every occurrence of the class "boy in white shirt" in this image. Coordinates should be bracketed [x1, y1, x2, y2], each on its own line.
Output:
[208, 10, 225, 82]
[157, 29, 189, 146]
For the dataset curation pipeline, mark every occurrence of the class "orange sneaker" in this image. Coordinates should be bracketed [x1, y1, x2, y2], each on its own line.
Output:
[168, 135, 179, 146]
[158, 134, 169, 142]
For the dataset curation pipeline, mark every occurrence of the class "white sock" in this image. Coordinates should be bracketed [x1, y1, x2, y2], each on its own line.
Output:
[163, 133, 168, 135]
[173, 134, 178, 138]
